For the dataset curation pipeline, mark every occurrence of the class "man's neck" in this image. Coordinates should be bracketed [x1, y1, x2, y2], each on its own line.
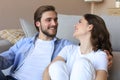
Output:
[38, 34, 54, 41]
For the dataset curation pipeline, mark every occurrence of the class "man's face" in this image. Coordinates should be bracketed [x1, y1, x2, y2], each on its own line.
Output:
[37, 11, 58, 38]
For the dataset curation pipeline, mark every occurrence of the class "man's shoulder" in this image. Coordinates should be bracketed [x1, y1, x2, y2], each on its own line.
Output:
[15, 36, 35, 46]
[19, 33, 38, 43]
[18, 37, 32, 42]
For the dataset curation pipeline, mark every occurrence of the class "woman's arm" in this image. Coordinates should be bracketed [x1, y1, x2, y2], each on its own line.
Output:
[95, 51, 108, 80]
[43, 66, 50, 80]
[43, 56, 65, 80]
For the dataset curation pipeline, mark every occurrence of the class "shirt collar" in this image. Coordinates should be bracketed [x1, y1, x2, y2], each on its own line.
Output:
[30, 32, 59, 44]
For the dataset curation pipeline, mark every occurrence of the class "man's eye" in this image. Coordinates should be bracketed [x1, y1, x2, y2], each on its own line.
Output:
[46, 19, 51, 22]
[54, 18, 58, 22]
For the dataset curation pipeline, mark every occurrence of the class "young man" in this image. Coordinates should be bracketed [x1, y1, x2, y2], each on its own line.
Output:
[0, 5, 113, 80]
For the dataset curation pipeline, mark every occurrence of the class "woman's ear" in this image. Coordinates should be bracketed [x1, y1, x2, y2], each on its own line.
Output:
[35, 21, 40, 27]
[88, 24, 94, 31]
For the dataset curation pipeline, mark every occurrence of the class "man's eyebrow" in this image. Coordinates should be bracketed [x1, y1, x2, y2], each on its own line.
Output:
[46, 17, 57, 19]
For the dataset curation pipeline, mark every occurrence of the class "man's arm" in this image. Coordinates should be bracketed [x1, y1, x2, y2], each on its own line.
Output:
[104, 50, 113, 70]
[0, 55, 13, 69]
[95, 70, 107, 80]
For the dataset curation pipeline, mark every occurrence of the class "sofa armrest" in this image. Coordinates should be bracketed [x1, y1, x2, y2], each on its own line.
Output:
[108, 51, 120, 80]
[0, 39, 13, 53]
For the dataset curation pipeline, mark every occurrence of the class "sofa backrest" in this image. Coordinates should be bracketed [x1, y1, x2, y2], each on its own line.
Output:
[101, 16, 120, 51]
[57, 14, 120, 51]
[20, 14, 120, 51]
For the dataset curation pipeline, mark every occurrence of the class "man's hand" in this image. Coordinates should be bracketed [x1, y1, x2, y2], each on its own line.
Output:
[104, 50, 113, 70]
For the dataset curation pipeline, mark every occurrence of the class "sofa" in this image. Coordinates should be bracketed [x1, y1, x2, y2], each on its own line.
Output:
[0, 29, 24, 53]
[0, 14, 120, 80]
[0, 38, 13, 53]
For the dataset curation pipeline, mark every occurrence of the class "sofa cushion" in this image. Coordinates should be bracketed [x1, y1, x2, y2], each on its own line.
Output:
[19, 18, 37, 37]
[57, 14, 81, 44]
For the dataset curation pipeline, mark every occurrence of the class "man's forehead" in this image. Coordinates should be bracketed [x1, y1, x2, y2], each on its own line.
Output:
[42, 11, 57, 18]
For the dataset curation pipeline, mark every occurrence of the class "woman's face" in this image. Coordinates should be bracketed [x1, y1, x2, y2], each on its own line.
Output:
[73, 17, 92, 39]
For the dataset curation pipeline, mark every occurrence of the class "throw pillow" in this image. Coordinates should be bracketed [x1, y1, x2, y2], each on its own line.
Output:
[0, 29, 24, 44]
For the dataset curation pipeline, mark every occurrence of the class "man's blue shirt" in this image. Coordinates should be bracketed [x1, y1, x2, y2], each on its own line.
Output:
[0, 33, 73, 75]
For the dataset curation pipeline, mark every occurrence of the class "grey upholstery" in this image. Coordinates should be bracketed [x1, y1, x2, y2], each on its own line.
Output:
[0, 39, 13, 53]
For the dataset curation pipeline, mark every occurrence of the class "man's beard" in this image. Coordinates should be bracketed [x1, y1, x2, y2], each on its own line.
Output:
[41, 27, 57, 38]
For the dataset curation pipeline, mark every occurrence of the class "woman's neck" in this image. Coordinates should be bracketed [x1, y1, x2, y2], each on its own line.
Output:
[79, 38, 93, 54]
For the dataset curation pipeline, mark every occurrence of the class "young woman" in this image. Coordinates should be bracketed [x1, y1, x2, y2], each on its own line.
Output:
[43, 14, 112, 80]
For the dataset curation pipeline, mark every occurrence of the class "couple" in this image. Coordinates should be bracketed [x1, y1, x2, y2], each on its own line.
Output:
[0, 5, 113, 80]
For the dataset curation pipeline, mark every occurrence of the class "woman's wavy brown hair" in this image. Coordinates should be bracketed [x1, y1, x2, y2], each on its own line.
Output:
[84, 14, 113, 56]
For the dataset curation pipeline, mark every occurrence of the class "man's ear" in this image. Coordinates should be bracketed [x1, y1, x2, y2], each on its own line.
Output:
[35, 21, 40, 27]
